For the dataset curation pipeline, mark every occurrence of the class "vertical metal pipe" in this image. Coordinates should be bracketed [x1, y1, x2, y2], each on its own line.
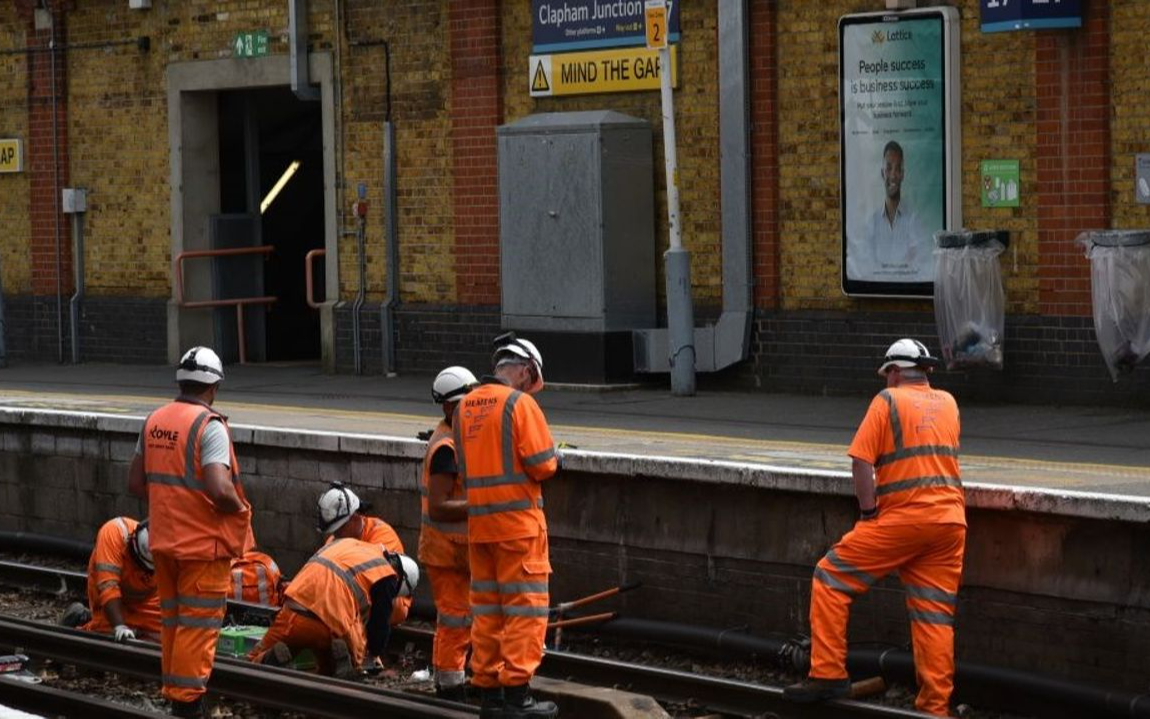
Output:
[381, 120, 399, 376]
[352, 214, 365, 375]
[288, 0, 320, 101]
[50, 33, 63, 363]
[69, 209, 84, 364]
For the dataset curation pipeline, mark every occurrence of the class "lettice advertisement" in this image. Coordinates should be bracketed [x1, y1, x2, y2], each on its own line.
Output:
[839, 9, 960, 297]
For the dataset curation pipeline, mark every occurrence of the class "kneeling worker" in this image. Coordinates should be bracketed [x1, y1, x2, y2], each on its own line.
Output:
[61, 516, 160, 643]
[228, 548, 284, 607]
[248, 539, 419, 677]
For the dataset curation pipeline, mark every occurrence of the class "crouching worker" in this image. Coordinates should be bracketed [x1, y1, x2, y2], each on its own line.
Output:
[247, 539, 419, 677]
[61, 517, 160, 643]
[228, 549, 284, 607]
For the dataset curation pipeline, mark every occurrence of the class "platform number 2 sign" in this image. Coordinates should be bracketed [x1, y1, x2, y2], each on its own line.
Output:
[645, 1, 668, 50]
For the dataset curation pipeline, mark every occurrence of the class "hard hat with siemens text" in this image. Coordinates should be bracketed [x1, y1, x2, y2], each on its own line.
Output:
[385, 551, 420, 598]
[176, 346, 224, 385]
[129, 520, 154, 572]
[316, 482, 361, 534]
[877, 338, 940, 376]
[431, 366, 478, 404]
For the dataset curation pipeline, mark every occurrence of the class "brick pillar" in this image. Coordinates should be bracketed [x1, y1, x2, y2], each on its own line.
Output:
[749, 0, 779, 308]
[449, 0, 502, 306]
[1035, 4, 1109, 317]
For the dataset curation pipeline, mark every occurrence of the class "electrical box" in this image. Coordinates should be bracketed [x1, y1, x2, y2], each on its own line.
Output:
[61, 188, 87, 214]
[497, 111, 656, 333]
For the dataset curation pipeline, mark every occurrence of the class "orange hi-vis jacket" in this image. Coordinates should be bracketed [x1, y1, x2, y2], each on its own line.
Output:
[847, 384, 965, 526]
[229, 551, 283, 606]
[87, 517, 159, 619]
[323, 514, 410, 624]
[454, 381, 559, 543]
[144, 399, 253, 560]
[285, 538, 397, 662]
[418, 420, 468, 569]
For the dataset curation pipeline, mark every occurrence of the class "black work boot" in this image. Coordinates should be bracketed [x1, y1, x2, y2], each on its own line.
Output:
[501, 684, 558, 718]
[477, 687, 505, 719]
[331, 639, 354, 679]
[435, 683, 469, 702]
[782, 677, 851, 703]
[261, 641, 293, 668]
[59, 602, 91, 628]
[168, 697, 205, 718]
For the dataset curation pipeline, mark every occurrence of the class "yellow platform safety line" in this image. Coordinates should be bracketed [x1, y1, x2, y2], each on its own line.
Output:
[0, 388, 1147, 479]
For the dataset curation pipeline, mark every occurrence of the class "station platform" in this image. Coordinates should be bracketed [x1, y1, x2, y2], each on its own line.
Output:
[0, 361, 1147, 496]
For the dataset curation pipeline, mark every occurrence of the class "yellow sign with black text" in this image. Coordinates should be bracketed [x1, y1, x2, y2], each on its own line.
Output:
[645, 1, 668, 50]
[529, 46, 679, 98]
[0, 139, 22, 174]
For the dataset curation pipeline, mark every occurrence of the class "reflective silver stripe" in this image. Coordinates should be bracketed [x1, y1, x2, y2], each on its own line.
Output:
[232, 571, 243, 601]
[183, 410, 212, 483]
[471, 603, 503, 616]
[824, 550, 878, 588]
[471, 580, 500, 593]
[348, 558, 388, 575]
[122, 588, 152, 600]
[313, 556, 371, 616]
[905, 584, 958, 605]
[160, 598, 178, 609]
[421, 513, 468, 535]
[523, 447, 555, 467]
[175, 595, 228, 609]
[469, 498, 534, 516]
[503, 605, 550, 618]
[813, 567, 860, 596]
[498, 581, 548, 594]
[94, 563, 122, 575]
[908, 609, 955, 627]
[161, 616, 223, 629]
[113, 517, 130, 542]
[163, 674, 205, 689]
[876, 475, 963, 497]
[467, 473, 529, 489]
[452, 407, 466, 481]
[502, 391, 522, 483]
[256, 565, 270, 605]
[880, 390, 904, 450]
[97, 580, 120, 592]
[875, 444, 960, 467]
[438, 613, 473, 628]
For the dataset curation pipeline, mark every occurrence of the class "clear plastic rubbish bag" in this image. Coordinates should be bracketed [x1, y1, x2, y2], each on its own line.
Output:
[1076, 230, 1150, 381]
[933, 230, 1006, 370]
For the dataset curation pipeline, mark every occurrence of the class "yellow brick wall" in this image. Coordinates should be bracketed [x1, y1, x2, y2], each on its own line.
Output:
[0, 14, 30, 295]
[501, 2, 723, 306]
[1110, 0, 1150, 232]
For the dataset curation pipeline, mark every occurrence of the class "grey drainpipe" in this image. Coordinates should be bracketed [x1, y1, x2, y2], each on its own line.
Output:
[380, 43, 399, 376]
[288, 0, 320, 101]
[634, 0, 752, 373]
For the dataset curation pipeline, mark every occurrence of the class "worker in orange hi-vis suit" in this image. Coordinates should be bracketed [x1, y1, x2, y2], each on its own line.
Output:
[317, 483, 412, 625]
[247, 539, 420, 677]
[228, 549, 284, 606]
[60, 517, 161, 643]
[785, 339, 966, 718]
[128, 347, 253, 719]
[454, 333, 560, 719]
[420, 366, 479, 701]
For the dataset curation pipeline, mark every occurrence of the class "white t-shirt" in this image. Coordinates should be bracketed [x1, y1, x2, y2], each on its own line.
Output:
[136, 418, 231, 468]
[846, 202, 933, 283]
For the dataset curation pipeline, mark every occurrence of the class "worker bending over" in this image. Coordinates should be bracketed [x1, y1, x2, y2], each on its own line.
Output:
[248, 539, 419, 677]
[228, 549, 284, 606]
[454, 333, 560, 719]
[785, 339, 966, 717]
[419, 366, 478, 700]
[128, 347, 253, 719]
[317, 482, 411, 624]
[61, 516, 160, 643]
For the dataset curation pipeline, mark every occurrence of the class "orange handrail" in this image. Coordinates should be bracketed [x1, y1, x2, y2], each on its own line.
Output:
[175, 245, 277, 364]
[305, 249, 326, 309]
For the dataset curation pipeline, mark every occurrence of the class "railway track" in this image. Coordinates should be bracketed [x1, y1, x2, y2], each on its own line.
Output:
[0, 677, 165, 718]
[0, 559, 930, 718]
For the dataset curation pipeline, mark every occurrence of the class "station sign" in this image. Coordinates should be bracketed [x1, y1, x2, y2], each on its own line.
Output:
[0, 139, 22, 173]
[980, 0, 1082, 33]
[233, 31, 270, 58]
[532, 0, 680, 53]
[529, 45, 678, 98]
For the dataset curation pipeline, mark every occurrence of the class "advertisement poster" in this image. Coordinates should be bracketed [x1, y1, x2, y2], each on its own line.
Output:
[840, 10, 959, 297]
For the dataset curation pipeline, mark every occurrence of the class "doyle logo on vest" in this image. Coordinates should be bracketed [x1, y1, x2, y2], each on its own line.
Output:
[149, 426, 180, 443]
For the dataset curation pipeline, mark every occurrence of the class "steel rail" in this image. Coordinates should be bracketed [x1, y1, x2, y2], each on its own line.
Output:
[0, 677, 163, 718]
[0, 616, 473, 718]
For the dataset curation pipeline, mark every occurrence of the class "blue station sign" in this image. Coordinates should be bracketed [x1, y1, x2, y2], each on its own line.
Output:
[533, 0, 681, 53]
[980, 0, 1082, 33]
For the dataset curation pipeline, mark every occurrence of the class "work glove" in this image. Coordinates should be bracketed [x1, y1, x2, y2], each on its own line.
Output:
[113, 625, 136, 643]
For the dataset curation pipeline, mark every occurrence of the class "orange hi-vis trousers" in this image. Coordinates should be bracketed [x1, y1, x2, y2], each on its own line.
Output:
[428, 564, 472, 687]
[469, 533, 551, 688]
[809, 520, 966, 717]
[154, 554, 231, 704]
[82, 603, 162, 641]
[249, 606, 339, 675]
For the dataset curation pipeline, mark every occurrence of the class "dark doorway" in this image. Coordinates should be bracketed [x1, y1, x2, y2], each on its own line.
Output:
[218, 87, 324, 362]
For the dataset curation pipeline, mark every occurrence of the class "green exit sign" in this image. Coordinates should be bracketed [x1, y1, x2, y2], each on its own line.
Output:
[233, 31, 269, 58]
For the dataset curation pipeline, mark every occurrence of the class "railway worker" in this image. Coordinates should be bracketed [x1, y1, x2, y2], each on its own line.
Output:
[317, 482, 411, 625]
[247, 539, 419, 677]
[60, 516, 161, 643]
[419, 366, 479, 701]
[454, 333, 560, 719]
[128, 346, 253, 719]
[227, 548, 284, 607]
[784, 339, 966, 717]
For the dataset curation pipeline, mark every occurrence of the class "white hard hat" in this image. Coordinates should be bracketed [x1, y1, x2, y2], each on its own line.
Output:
[130, 521, 154, 572]
[878, 338, 940, 376]
[176, 346, 224, 385]
[316, 482, 361, 534]
[385, 551, 420, 598]
[432, 366, 478, 404]
[492, 332, 543, 371]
